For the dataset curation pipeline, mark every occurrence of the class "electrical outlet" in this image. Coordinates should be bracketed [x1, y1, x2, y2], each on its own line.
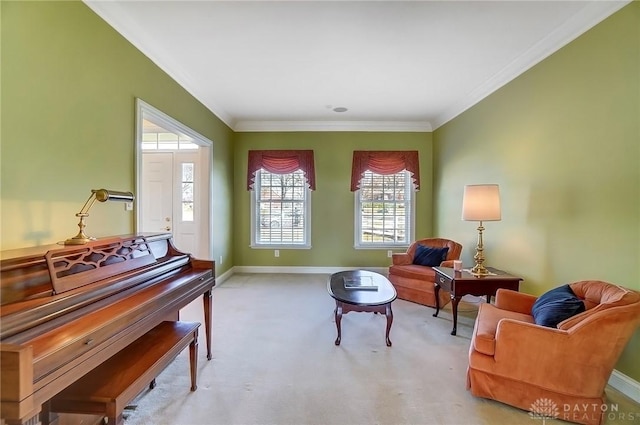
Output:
[274, 250, 280, 257]
[387, 250, 393, 258]
[219, 256, 222, 264]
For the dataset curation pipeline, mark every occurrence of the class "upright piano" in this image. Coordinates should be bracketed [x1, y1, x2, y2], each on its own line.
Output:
[0, 233, 215, 425]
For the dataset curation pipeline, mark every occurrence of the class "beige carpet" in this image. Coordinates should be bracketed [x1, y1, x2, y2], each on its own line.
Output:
[123, 273, 639, 425]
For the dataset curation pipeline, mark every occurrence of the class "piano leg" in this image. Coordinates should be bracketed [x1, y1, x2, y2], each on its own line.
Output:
[203, 290, 213, 361]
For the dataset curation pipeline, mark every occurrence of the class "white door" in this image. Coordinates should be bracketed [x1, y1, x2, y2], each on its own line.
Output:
[141, 151, 202, 257]
[141, 152, 173, 235]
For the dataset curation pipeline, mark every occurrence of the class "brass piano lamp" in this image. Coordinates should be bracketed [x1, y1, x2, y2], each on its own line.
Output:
[462, 184, 501, 276]
[65, 189, 135, 245]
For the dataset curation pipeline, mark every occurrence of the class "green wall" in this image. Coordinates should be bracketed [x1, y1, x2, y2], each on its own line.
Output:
[233, 132, 433, 267]
[1, 1, 235, 275]
[433, 3, 639, 379]
[3, 0, 639, 386]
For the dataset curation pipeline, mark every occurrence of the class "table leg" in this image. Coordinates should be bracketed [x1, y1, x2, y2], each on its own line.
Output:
[433, 283, 441, 317]
[334, 302, 343, 346]
[450, 296, 461, 336]
[486, 294, 491, 304]
[385, 303, 393, 347]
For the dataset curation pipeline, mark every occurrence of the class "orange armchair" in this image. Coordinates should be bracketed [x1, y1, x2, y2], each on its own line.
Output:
[388, 238, 462, 307]
[467, 280, 640, 425]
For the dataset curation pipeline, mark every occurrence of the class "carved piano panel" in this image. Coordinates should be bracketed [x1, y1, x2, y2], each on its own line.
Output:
[0, 233, 215, 425]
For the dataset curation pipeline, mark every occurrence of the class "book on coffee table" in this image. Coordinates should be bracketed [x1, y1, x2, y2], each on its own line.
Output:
[343, 275, 378, 290]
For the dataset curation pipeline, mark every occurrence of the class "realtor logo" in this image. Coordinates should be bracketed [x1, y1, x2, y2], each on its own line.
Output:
[529, 398, 560, 424]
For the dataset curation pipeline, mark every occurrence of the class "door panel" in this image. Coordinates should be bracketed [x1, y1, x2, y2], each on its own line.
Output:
[141, 152, 173, 234]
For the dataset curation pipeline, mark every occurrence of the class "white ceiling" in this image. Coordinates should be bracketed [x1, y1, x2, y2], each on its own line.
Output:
[85, 1, 629, 132]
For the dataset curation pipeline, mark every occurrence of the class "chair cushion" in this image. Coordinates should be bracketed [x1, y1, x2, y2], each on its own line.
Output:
[388, 264, 436, 281]
[413, 245, 449, 267]
[531, 284, 585, 328]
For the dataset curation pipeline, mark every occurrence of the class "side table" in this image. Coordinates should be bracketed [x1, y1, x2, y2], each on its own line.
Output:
[433, 266, 522, 335]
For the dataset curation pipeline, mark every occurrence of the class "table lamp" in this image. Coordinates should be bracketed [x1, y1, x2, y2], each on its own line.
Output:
[462, 184, 501, 276]
[65, 189, 135, 245]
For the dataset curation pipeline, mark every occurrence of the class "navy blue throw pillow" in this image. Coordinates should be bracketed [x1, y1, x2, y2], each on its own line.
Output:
[413, 245, 449, 267]
[532, 284, 585, 328]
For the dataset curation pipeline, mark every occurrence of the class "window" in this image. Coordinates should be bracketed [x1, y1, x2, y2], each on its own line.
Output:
[141, 119, 199, 151]
[247, 150, 315, 249]
[351, 150, 419, 248]
[181, 163, 195, 222]
[355, 170, 414, 247]
[252, 169, 310, 247]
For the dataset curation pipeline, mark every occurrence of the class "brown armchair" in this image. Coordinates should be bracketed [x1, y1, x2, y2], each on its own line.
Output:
[467, 280, 640, 425]
[388, 238, 462, 307]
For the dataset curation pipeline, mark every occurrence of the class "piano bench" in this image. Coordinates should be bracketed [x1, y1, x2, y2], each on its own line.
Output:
[49, 320, 200, 425]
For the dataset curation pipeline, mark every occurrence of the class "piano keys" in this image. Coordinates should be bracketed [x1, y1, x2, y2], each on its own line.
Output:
[0, 233, 215, 425]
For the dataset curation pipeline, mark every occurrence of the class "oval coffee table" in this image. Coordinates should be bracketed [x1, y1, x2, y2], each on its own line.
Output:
[328, 270, 397, 346]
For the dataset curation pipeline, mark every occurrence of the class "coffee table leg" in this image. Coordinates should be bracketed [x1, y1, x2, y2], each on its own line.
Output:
[433, 283, 441, 317]
[334, 302, 343, 346]
[385, 303, 393, 347]
[450, 296, 461, 336]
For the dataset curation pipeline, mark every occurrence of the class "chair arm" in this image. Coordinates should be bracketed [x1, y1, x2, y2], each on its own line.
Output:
[391, 253, 412, 266]
[494, 319, 568, 363]
[440, 260, 454, 268]
[494, 289, 536, 315]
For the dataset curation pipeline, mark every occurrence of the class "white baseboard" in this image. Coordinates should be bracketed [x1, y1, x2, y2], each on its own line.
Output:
[215, 267, 640, 403]
[608, 369, 640, 403]
[231, 265, 389, 275]
[215, 267, 234, 285]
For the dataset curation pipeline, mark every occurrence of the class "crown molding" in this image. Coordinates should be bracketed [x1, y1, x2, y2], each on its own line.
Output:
[234, 120, 432, 133]
[86, 0, 629, 134]
[84, 0, 235, 128]
[86, 0, 429, 133]
[431, 0, 631, 130]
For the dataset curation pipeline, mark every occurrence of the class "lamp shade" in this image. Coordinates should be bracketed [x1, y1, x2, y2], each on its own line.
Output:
[462, 184, 501, 221]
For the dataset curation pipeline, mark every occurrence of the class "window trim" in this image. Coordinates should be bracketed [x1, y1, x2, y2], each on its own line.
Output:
[250, 169, 312, 249]
[354, 170, 415, 249]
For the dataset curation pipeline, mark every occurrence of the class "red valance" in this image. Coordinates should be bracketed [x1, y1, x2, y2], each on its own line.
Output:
[247, 150, 316, 190]
[350, 151, 420, 191]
